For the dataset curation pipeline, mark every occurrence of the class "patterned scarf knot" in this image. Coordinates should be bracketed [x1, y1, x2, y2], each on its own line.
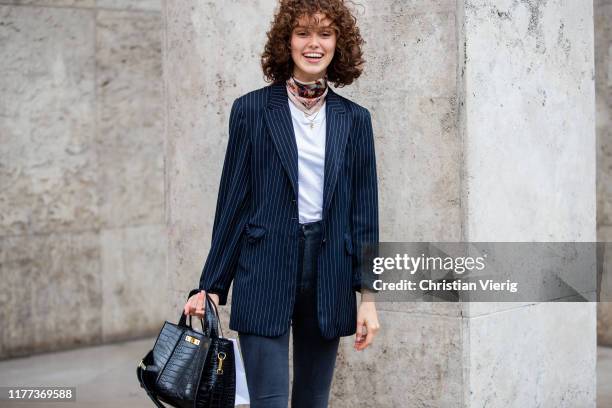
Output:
[286, 75, 328, 115]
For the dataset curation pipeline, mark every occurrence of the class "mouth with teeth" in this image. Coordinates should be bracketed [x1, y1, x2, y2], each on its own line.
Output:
[303, 52, 324, 63]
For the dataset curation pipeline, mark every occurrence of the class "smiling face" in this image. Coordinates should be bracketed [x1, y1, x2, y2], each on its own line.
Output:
[290, 12, 338, 82]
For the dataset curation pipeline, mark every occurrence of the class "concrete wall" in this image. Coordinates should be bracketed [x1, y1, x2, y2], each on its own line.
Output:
[162, 1, 464, 406]
[596, 0, 612, 346]
[330, 2, 466, 406]
[164, 0, 596, 406]
[0, 0, 597, 404]
[0, 0, 165, 358]
[460, 1, 596, 406]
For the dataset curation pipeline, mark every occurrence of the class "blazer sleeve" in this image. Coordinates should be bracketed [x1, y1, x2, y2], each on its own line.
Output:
[198, 97, 251, 305]
[350, 108, 380, 293]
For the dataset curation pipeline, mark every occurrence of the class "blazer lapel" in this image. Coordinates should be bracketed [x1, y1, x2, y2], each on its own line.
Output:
[264, 83, 299, 201]
[321, 86, 350, 219]
[263, 82, 351, 219]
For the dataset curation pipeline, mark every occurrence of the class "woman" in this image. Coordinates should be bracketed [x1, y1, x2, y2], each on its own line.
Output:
[184, 1, 380, 406]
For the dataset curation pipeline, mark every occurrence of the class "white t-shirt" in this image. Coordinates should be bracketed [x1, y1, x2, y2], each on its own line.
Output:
[287, 97, 326, 223]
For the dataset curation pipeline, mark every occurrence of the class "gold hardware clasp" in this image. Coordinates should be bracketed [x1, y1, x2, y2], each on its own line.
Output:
[216, 352, 227, 374]
[185, 335, 201, 345]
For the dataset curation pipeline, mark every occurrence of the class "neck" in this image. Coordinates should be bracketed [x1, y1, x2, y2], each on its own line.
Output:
[292, 71, 326, 84]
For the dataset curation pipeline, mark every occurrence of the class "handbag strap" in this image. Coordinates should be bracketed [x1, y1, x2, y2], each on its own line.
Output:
[136, 351, 168, 408]
[205, 292, 223, 338]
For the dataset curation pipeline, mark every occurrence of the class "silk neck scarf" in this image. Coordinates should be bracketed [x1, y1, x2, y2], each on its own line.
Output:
[286, 75, 328, 116]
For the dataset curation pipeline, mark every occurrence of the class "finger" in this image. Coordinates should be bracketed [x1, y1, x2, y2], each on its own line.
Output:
[185, 301, 193, 316]
[195, 292, 203, 313]
[354, 324, 366, 350]
[188, 296, 198, 315]
[355, 321, 365, 342]
[186, 299, 193, 315]
[198, 292, 208, 317]
[364, 323, 375, 348]
[355, 321, 370, 349]
[355, 336, 367, 350]
[360, 325, 368, 342]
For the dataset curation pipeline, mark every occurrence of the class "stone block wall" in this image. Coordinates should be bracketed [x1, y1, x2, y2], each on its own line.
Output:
[164, 1, 597, 406]
[0, 0, 165, 358]
[596, 0, 612, 346]
[0, 0, 605, 405]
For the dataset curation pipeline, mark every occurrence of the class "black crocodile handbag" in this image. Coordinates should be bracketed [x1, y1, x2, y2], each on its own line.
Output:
[136, 289, 236, 408]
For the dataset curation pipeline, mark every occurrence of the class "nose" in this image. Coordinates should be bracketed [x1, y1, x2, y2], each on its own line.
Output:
[307, 36, 322, 48]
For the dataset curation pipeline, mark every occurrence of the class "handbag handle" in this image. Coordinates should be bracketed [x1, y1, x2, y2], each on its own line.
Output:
[179, 289, 223, 338]
[200, 291, 223, 338]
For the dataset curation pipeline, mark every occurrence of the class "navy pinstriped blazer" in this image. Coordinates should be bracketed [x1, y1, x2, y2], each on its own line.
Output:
[198, 81, 378, 340]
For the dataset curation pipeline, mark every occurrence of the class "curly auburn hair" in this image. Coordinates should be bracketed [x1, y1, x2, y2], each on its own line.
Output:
[261, 0, 366, 87]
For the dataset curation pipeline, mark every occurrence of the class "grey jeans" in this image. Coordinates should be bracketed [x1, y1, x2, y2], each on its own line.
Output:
[238, 220, 341, 408]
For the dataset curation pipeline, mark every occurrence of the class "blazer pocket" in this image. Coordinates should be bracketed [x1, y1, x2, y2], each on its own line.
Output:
[245, 223, 267, 244]
[344, 232, 353, 255]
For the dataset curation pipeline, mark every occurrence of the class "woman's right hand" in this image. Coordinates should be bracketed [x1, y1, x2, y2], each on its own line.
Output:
[183, 290, 220, 318]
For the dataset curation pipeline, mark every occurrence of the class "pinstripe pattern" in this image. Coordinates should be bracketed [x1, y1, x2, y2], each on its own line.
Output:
[199, 82, 379, 340]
